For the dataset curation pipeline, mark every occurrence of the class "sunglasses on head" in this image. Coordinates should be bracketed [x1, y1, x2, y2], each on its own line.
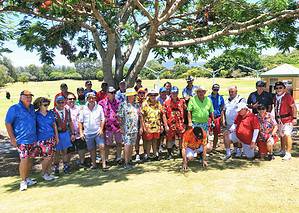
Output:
[275, 86, 284, 90]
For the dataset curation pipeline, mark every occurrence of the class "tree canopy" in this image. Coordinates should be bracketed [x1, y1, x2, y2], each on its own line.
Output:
[0, 0, 298, 86]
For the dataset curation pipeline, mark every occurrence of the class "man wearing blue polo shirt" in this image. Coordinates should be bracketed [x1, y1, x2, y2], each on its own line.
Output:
[5, 90, 38, 191]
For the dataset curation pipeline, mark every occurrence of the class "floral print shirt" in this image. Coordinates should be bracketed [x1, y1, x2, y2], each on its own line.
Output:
[141, 99, 163, 133]
[99, 98, 121, 132]
[117, 101, 140, 134]
[163, 98, 186, 132]
[257, 112, 277, 141]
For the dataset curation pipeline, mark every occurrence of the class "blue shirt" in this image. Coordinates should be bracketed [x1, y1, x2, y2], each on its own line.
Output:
[116, 90, 126, 103]
[182, 86, 198, 98]
[36, 110, 56, 141]
[5, 101, 37, 145]
[83, 89, 97, 97]
[208, 94, 224, 117]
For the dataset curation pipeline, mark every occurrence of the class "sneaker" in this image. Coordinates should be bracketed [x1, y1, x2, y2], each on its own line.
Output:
[266, 154, 275, 161]
[20, 181, 27, 191]
[282, 153, 291, 161]
[274, 150, 285, 157]
[47, 174, 59, 179]
[42, 173, 54, 181]
[54, 165, 59, 175]
[222, 154, 232, 161]
[235, 152, 242, 158]
[123, 164, 133, 170]
[63, 164, 71, 174]
[167, 154, 173, 160]
[143, 154, 148, 162]
[25, 178, 37, 186]
[135, 154, 141, 162]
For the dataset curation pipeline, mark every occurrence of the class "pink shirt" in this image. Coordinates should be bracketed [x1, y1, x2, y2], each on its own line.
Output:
[99, 98, 121, 132]
[68, 105, 80, 139]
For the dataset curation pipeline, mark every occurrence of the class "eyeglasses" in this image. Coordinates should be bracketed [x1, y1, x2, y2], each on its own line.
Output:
[88, 97, 96, 100]
[275, 86, 284, 90]
[138, 92, 145, 95]
[68, 98, 76, 101]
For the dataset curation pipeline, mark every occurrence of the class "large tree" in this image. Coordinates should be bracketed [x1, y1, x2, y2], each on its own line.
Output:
[0, 0, 298, 86]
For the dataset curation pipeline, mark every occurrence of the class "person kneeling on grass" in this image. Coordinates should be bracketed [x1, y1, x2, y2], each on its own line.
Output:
[79, 92, 108, 171]
[182, 127, 208, 171]
[223, 102, 260, 160]
[118, 88, 140, 169]
[34, 97, 59, 181]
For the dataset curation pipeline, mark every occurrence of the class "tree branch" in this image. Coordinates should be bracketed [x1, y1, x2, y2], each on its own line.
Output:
[156, 9, 299, 48]
[133, 0, 153, 21]
[159, 0, 188, 24]
[90, 0, 112, 33]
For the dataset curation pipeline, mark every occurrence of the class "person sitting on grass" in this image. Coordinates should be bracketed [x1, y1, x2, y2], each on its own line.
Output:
[53, 96, 76, 175]
[223, 102, 260, 160]
[34, 97, 59, 181]
[118, 88, 140, 169]
[5, 90, 38, 191]
[182, 127, 208, 171]
[79, 92, 108, 171]
[256, 104, 278, 161]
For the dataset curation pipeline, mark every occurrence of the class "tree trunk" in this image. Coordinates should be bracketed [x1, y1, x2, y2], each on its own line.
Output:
[102, 59, 115, 88]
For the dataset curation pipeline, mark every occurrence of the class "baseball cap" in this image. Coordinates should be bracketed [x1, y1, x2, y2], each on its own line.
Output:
[193, 127, 204, 139]
[60, 83, 68, 89]
[159, 87, 167, 93]
[186, 76, 194, 82]
[125, 88, 137, 96]
[136, 77, 142, 82]
[55, 95, 65, 102]
[108, 86, 116, 93]
[77, 87, 84, 92]
[171, 86, 179, 93]
[274, 81, 286, 89]
[119, 79, 126, 85]
[85, 80, 92, 85]
[212, 84, 220, 90]
[20, 90, 34, 96]
[236, 102, 249, 112]
[148, 89, 159, 95]
[256, 80, 266, 87]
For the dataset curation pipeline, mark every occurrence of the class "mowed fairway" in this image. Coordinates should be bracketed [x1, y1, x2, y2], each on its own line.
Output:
[0, 78, 299, 213]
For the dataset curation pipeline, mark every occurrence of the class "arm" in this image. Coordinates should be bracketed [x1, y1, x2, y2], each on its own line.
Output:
[251, 129, 259, 148]
[78, 122, 84, 139]
[53, 122, 59, 144]
[291, 103, 297, 125]
[202, 142, 208, 167]
[5, 123, 17, 147]
[187, 111, 192, 128]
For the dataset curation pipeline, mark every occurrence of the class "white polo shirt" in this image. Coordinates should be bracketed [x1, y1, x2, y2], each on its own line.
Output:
[79, 103, 105, 135]
[224, 95, 246, 127]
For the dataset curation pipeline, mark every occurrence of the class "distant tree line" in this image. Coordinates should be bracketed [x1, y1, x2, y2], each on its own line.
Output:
[1, 48, 299, 87]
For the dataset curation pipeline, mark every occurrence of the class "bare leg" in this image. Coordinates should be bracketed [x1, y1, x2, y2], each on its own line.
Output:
[99, 144, 106, 168]
[90, 148, 96, 167]
[116, 143, 122, 160]
[19, 158, 30, 181]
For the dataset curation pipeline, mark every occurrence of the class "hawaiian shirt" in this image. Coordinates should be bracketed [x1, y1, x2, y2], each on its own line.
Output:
[257, 112, 277, 141]
[141, 99, 163, 133]
[99, 98, 121, 132]
[118, 101, 140, 134]
[163, 98, 186, 132]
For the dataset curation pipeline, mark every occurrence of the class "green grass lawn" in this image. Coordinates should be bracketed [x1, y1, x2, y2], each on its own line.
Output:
[0, 148, 298, 213]
[0, 78, 255, 132]
[0, 78, 299, 212]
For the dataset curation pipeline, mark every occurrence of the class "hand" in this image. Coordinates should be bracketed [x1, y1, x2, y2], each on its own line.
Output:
[80, 133, 85, 140]
[120, 129, 124, 134]
[292, 119, 297, 126]
[250, 141, 256, 149]
[165, 125, 169, 132]
[55, 137, 59, 145]
[71, 135, 76, 142]
[10, 138, 17, 147]
[211, 121, 215, 129]
[252, 102, 259, 108]
[188, 123, 192, 129]
[97, 129, 104, 136]
[202, 160, 208, 168]
[139, 128, 143, 135]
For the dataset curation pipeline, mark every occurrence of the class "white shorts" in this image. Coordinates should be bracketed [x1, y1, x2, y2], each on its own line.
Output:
[278, 123, 293, 137]
[186, 146, 203, 159]
[229, 132, 254, 159]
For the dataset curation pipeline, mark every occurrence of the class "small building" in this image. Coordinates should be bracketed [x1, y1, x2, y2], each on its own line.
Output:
[261, 64, 299, 101]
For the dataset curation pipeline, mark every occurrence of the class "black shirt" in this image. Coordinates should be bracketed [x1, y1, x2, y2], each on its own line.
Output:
[247, 91, 273, 114]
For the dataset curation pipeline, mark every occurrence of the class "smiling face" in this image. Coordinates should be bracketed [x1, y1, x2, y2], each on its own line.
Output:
[275, 85, 285, 95]
[67, 94, 76, 107]
[56, 100, 66, 110]
[197, 89, 206, 99]
[20, 95, 33, 108]
[238, 108, 248, 116]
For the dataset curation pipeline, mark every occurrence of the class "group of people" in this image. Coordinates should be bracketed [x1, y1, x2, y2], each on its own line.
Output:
[5, 77, 297, 191]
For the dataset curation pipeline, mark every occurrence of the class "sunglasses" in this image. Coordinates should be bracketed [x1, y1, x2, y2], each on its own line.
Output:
[68, 98, 76, 101]
[42, 103, 50, 107]
[257, 107, 266, 110]
[109, 92, 116, 94]
[275, 86, 284, 90]
[57, 101, 65, 104]
[213, 89, 219, 91]
[138, 92, 146, 95]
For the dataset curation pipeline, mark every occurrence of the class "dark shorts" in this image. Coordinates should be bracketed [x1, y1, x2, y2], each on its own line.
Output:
[37, 137, 56, 157]
[67, 138, 87, 153]
[208, 116, 221, 135]
[17, 142, 40, 159]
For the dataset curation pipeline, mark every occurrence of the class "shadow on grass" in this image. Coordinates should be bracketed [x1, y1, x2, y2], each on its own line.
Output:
[2, 142, 299, 192]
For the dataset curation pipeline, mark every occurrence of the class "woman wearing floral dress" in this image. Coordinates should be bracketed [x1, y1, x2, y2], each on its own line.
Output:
[118, 88, 140, 169]
[256, 104, 278, 160]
